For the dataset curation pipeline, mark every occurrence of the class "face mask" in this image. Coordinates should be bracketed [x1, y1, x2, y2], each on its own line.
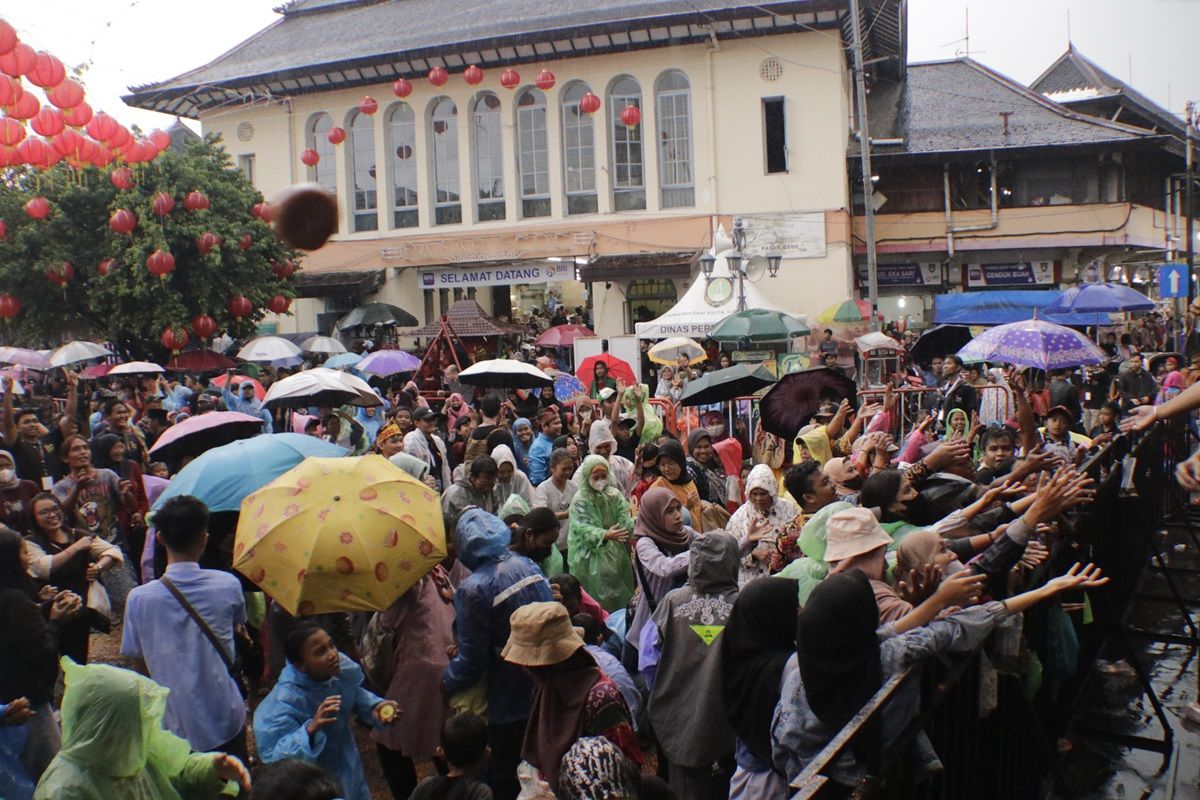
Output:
[942, 559, 965, 576]
[0, 469, 13, 483]
[589, 477, 607, 492]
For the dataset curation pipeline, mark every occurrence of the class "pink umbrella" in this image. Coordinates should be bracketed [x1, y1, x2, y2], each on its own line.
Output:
[149, 410, 265, 465]
[536, 324, 595, 348]
[80, 363, 114, 380]
[211, 373, 266, 400]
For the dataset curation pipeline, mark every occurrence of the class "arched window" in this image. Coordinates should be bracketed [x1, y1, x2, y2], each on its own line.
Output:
[472, 93, 505, 222]
[387, 103, 418, 228]
[608, 76, 644, 211]
[655, 71, 694, 208]
[561, 82, 598, 215]
[306, 113, 336, 192]
[429, 97, 461, 225]
[516, 88, 550, 219]
[347, 111, 378, 231]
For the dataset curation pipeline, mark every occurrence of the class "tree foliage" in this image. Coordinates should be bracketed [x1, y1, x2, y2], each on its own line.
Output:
[0, 134, 298, 359]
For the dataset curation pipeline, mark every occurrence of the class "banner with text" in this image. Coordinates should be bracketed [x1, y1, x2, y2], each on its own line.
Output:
[966, 261, 1055, 287]
[419, 262, 574, 289]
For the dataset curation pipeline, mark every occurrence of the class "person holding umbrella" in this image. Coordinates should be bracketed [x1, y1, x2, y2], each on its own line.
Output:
[587, 361, 617, 401]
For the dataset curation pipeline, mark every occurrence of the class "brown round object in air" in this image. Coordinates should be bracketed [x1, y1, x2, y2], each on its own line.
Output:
[270, 182, 339, 251]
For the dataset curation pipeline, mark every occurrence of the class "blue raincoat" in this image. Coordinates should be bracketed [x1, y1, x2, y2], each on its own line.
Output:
[252, 653, 382, 800]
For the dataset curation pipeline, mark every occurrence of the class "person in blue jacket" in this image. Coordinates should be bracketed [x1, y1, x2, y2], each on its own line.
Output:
[253, 622, 400, 800]
[442, 507, 552, 800]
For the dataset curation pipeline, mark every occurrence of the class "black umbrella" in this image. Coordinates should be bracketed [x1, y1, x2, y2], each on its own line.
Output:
[909, 324, 972, 367]
[758, 367, 856, 440]
[336, 302, 419, 330]
[679, 363, 776, 406]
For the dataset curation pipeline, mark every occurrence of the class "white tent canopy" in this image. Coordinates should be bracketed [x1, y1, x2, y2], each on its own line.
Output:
[635, 252, 790, 339]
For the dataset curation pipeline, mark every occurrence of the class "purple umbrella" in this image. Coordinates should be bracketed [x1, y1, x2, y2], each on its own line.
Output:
[148, 411, 265, 466]
[357, 349, 421, 376]
[0, 347, 52, 371]
[957, 318, 1106, 370]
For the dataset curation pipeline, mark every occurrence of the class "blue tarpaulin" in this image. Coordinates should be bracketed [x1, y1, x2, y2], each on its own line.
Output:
[933, 291, 1112, 327]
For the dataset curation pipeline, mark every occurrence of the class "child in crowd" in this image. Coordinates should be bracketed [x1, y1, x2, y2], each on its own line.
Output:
[409, 713, 493, 800]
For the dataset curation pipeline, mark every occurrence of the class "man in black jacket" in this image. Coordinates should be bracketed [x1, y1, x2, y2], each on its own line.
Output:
[938, 355, 978, 423]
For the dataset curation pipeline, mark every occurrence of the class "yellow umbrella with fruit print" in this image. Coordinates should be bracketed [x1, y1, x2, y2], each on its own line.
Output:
[233, 454, 446, 615]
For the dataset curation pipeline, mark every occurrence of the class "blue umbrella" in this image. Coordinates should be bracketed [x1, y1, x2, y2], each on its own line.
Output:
[151, 433, 347, 513]
[957, 318, 1106, 370]
[553, 373, 587, 404]
[324, 352, 363, 370]
[1044, 282, 1154, 314]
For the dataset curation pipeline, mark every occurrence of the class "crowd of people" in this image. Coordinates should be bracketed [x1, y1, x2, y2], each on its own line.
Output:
[1, 315, 1195, 800]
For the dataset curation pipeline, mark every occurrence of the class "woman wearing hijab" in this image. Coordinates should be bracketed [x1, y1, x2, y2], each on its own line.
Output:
[442, 392, 470, 434]
[491, 444, 535, 508]
[578, 419, 634, 496]
[654, 365, 681, 403]
[511, 418, 535, 473]
[627, 488, 695, 656]
[771, 563, 1108, 789]
[649, 440, 704, 531]
[646, 534, 741, 799]
[726, 464, 799, 587]
[568, 455, 636, 613]
[722, 577, 800, 799]
[33, 658, 250, 800]
[686, 429, 728, 507]
[502, 602, 640, 791]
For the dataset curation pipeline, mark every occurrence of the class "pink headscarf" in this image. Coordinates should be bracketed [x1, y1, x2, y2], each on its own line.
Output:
[1157, 371, 1185, 406]
[444, 392, 468, 430]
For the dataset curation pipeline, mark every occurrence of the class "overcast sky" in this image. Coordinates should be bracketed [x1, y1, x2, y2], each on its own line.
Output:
[2, 0, 1198, 133]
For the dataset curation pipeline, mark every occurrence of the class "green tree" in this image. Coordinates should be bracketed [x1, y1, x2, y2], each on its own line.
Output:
[0, 134, 297, 359]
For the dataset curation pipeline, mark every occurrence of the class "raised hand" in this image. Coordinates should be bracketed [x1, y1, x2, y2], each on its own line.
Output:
[1043, 562, 1109, 594]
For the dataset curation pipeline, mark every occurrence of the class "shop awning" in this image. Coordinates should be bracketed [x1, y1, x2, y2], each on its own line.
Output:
[578, 251, 699, 283]
[934, 291, 1113, 326]
[295, 270, 386, 298]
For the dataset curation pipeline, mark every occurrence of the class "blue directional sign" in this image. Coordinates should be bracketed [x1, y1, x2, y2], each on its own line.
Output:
[1160, 263, 1190, 298]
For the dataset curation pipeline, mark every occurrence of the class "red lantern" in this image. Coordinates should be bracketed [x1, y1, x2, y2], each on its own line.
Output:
[109, 125, 131, 150]
[500, 68, 520, 90]
[267, 294, 291, 314]
[110, 166, 133, 190]
[62, 101, 91, 128]
[0, 117, 23, 147]
[0, 21, 15, 57]
[191, 313, 217, 339]
[146, 249, 175, 279]
[251, 202, 272, 223]
[46, 261, 73, 286]
[535, 69, 556, 90]
[196, 232, 221, 255]
[161, 325, 189, 353]
[148, 129, 170, 151]
[0, 43, 35, 77]
[0, 293, 19, 320]
[151, 191, 174, 216]
[579, 91, 601, 114]
[17, 137, 47, 168]
[47, 79, 83, 110]
[300, 147, 320, 167]
[463, 65, 484, 85]
[0, 75, 17, 106]
[239, 234, 253, 251]
[27, 52, 65, 89]
[183, 190, 210, 211]
[392, 78, 413, 98]
[620, 104, 641, 128]
[97, 259, 114, 277]
[272, 260, 296, 279]
[227, 295, 253, 320]
[428, 66, 448, 86]
[9, 91, 37, 120]
[0, 219, 6, 240]
[326, 126, 345, 145]
[24, 196, 49, 220]
[86, 112, 119, 142]
[358, 96, 378, 115]
[30, 107, 63, 137]
[109, 208, 137, 235]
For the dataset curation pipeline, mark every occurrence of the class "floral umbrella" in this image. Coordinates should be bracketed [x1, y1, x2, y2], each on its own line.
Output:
[957, 317, 1107, 370]
[816, 299, 872, 324]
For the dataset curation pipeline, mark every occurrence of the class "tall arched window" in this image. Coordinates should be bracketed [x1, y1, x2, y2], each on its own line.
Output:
[386, 103, 418, 229]
[516, 88, 550, 219]
[472, 93, 505, 222]
[561, 82, 598, 215]
[608, 76, 644, 211]
[347, 111, 378, 231]
[306, 113, 337, 192]
[655, 71, 694, 208]
[429, 97, 461, 225]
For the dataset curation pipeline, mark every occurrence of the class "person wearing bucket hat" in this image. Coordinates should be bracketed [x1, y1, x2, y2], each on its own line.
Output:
[503, 602, 640, 790]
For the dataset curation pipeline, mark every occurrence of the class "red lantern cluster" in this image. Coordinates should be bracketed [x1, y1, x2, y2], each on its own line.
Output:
[358, 96, 378, 115]
[109, 208, 137, 235]
[46, 261, 73, 286]
[0, 293, 19, 320]
[191, 314, 217, 339]
[579, 92, 601, 114]
[161, 326, 189, 353]
[267, 294, 291, 314]
[301, 147, 320, 167]
[196, 232, 221, 255]
[24, 196, 49, 220]
[429, 66, 448, 86]
[228, 295, 253, 320]
[392, 78, 412, 98]
[500, 69, 520, 90]
[146, 249, 175, 280]
[464, 65, 484, 86]
[327, 126, 345, 145]
[151, 191, 174, 217]
[535, 69, 556, 90]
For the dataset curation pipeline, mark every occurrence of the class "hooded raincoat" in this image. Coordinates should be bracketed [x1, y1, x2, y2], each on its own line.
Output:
[568, 455, 636, 613]
[253, 652, 382, 800]
[726, 464, 799, 587]
[491, 445, 535, 508]
[34, 659, 230, 800]
[572, 421, 634, 496]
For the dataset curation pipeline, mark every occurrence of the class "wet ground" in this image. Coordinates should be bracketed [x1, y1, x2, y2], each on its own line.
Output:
[1060, 523, 1200, 800]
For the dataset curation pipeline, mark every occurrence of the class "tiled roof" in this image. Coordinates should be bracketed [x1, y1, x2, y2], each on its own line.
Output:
[124, 1, 903, 117]
[405, 299, 520, 338]
[865, 58, 1159, 159]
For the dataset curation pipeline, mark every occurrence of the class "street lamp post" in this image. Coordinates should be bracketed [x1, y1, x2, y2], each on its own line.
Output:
[700, 218, 782, 311]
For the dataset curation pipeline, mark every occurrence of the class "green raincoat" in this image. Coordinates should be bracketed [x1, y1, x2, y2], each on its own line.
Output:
[34, 658, 231, 800]
[568, 455, 636, 612]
